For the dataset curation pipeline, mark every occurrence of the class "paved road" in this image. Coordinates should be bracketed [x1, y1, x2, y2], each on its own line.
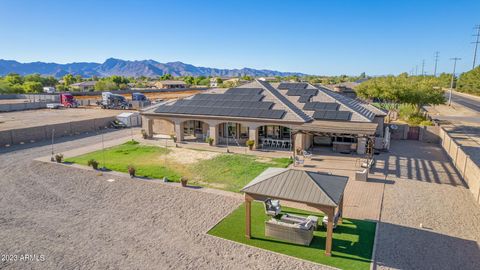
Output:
[447, 91, 480, 112]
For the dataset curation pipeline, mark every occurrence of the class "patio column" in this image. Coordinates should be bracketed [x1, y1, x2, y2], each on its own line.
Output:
[245, 194, 252, 239]
[248, 124, 260, 149]
[338, 196, 344, 224]
[209, 124, 218, 145]
[174, 120, 184, 142]
[325, 207, 334, 256]
[357, 137, 367, 154]
[144, 117, 154, 138]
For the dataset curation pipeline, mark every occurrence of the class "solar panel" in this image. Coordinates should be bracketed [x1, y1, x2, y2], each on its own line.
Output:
[298, 95, 312, 103]
[286, 89, 318, 96]
[224, 88, 263, 95]
[313, 110, 352, 121]
[336, 111, 352, 120]
[303, 102, 340, 111]
[278, 83, 308, 90]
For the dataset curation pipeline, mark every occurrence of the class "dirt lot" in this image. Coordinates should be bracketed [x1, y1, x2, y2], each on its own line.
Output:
[0, 108, 127, 131]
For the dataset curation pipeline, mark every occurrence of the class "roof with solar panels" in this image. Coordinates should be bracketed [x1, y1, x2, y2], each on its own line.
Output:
[143, 79, 385, 124]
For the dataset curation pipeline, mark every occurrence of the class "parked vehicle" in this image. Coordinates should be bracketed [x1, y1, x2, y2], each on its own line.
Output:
[110, 119, 128, 129]
[46, 93, 78, 109]
[60, 93, 78, 108]
[132, 92, 148, 101]
[43, 86, 56, 93]
[98, 92, 131, 109]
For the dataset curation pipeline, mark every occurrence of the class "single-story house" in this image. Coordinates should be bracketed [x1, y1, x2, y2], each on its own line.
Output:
[325, 82, 359, 99]
[141, 80, 386, 154]
[70, 81, 96, 92]
[154, 80, 188, 89]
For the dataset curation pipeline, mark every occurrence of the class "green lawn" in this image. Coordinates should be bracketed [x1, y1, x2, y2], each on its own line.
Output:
[65, 141, 291, 191]
[192, 154, 291, 192]
[208, 202, 376, 270]
[65, 140, 182, 180]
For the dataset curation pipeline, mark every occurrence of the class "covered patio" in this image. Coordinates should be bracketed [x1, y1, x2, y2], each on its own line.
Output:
[241, 168, 349, 256]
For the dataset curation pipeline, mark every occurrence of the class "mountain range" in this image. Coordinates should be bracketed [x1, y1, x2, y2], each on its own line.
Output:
[0, 58, 306, 78]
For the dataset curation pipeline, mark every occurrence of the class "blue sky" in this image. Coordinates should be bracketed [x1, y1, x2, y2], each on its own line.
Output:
[0, 0, 479, 75]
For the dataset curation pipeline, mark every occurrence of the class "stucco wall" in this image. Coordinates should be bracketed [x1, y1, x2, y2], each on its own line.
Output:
[439, 127, 480, 204]
[152, 119, 175, 135]
[0, 116, 116, 147]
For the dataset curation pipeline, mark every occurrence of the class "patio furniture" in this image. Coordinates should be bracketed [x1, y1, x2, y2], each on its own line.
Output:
[322, 211, 341, 229]
[280, 213, 319, 230]
[242, 168, 348, 256]
[265, 218, 314, 246]
[294, 156, 304, 166]
[355, 169, 368, 181]
[264, 199, 281, 217]
[302, 150, 312, 159]
[361, 158, 375, 169]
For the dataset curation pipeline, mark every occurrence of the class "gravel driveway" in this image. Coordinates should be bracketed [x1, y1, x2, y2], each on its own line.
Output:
[0, 130, 331, 270]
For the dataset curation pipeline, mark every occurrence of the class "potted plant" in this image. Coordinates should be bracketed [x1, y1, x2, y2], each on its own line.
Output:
[54, 153, 63, 163]
[141, 129, 148, 139]
[205, 137, 214, 146]
[87, 159, 99, 170]
[246, 140, 255, 150]
[180, 177, 188, 187]
[170, 134, 177, 143]
[128, 165, 136, 178]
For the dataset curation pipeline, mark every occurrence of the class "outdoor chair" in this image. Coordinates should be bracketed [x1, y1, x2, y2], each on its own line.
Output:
[302, 150, 312, 159]
[294, 156, 304, 166]
[264, 139, 271, 148]
[264, 198, 281, 217]
[322, 211, 341, 229]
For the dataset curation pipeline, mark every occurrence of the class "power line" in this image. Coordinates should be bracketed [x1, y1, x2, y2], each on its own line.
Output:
[448, 57, 461, 106]
[472, 25, 480, 69]
[421, 59, 425, 76]
[434, 51, 440, 76]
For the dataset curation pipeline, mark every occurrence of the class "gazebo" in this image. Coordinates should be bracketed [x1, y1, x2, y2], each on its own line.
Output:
[241, 168, 349, 256]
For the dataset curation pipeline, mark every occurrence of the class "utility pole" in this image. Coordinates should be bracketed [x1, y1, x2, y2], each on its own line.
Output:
[434, 51, 440, 76]
[448, 57, 461, 106]
[472, 25, 480, 69]
[415, 65, 418, 76]
[421, 59, 425, 76]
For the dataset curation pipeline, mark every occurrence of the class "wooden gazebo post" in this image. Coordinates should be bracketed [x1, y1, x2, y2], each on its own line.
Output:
[245, 194, 253, 239]
[325, 207, 335, 256]
[338, 196, 344, 224]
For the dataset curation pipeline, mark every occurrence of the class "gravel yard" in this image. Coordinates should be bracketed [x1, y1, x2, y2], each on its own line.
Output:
[374, 141, 480, 270]
[0, 130, 330, 270]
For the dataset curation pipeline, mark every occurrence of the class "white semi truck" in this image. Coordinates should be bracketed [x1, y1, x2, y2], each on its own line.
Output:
[98, 92, 131, 109]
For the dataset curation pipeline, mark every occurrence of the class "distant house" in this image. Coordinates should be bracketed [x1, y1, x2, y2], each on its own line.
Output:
[154, 80, 188, 89]
[209, 77, 231, 87]
[43, 86, 56, 93]
[222, 78, 249, 87]
[257, 76, 278, 82]
[70, 81, 96, 92]
[325, 82, 358, 99]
